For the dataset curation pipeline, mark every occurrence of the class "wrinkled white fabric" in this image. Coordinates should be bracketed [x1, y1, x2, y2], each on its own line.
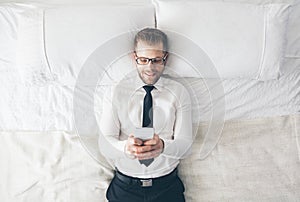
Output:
[2, 69, 299, 132]
[0, 115, 299, 201]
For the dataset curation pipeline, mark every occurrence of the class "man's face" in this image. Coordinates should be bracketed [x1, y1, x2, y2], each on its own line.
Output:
[134, 41, 167, 85]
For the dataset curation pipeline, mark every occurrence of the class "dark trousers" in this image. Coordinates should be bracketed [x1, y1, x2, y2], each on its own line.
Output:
[106, 169, 185, 202]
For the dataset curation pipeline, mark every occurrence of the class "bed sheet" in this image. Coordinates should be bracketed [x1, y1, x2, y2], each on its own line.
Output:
[180, 58, 300, 122]
[0, 60, 299, 131]
[0, 1, 299, 202]
[0, 115, 299, 202]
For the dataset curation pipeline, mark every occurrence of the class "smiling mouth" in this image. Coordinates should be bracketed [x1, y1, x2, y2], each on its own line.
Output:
[145, 72, 155, 77]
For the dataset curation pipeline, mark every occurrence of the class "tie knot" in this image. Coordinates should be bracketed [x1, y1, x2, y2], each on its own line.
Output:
[143, 85, 154, 93]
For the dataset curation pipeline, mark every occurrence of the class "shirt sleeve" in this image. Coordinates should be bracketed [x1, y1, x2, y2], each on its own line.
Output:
[98, 86, 127, 160]
[160, 86, 193, 159]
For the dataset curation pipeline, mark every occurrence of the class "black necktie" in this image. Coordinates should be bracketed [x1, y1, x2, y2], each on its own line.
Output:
[142, 85, 154, 127]
[139, 85, 155, 166]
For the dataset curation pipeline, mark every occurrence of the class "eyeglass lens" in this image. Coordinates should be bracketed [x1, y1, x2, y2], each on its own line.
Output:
[136, 57, 164, 65]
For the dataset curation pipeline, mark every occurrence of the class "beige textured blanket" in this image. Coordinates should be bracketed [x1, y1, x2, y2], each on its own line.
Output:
[0, 115, 299, 202]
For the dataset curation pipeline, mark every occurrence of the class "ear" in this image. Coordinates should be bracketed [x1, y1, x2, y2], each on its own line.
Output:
[131, 51, 136, 60]
[164, 52, 169, 65]
[131, 51, 138, 67]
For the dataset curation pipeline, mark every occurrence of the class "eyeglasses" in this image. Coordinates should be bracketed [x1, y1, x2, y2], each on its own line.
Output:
[134, 52, 168, 65]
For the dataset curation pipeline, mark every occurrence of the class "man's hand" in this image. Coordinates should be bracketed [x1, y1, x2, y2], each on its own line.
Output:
[125, 134, 164, 160]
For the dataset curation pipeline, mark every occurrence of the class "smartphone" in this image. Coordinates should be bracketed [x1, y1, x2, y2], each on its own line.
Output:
[134, 127, 154, 141]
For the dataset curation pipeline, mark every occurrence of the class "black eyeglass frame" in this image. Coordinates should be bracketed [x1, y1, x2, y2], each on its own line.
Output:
[134, 51, 168, 65]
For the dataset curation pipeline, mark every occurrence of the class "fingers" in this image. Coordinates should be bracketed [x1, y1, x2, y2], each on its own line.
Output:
[124, 141, 136, 159]
[136, 147, 162, 160]
[125, 144, 156, 157]
[125, 134, 147, 158]
[131, 145, 153, 153]
[128, 134, 143, 146]
[136, 141, 164, 160]
[143, 134, 160, 145]
[125, 134, 164, 160]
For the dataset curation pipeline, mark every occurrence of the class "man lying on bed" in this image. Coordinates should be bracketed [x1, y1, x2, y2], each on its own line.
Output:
[99, 27, 193, 202]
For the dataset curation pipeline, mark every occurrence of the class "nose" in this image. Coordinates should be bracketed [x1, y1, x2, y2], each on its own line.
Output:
[145, 61, 155, 70]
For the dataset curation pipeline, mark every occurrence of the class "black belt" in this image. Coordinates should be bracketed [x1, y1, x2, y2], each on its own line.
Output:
[115, 168, 178, 187]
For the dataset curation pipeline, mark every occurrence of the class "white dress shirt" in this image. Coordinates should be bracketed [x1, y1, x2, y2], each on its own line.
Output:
[98, 72, 193, 178]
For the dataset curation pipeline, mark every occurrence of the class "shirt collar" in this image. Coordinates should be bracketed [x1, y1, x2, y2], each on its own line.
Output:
[134, 73, 164, 92]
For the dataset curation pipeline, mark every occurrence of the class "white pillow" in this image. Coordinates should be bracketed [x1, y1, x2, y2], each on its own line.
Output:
[0, 0, 151, 5]
[15, 5, 54, 85]
[0, 4, 17, 71]
[0, 3, 33, 83]
[224, 0, 293, 3]
[154, 0, 291, 80]
[285, 1, 300, 58]
[224, 0, 300, 59]
[0, 3, 53, 85]
[44, 4, 155, 85]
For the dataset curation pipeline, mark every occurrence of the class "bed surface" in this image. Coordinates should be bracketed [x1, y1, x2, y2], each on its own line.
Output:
[1, 115, 299, 201]
[0, 1, 299, 201]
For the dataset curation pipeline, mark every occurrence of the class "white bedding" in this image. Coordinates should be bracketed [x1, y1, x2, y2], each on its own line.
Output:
[0, 115, 299, 201]
[0, 62, 299, 131]
[183, 59, 300, 122]
[0, 1, 299, 201]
